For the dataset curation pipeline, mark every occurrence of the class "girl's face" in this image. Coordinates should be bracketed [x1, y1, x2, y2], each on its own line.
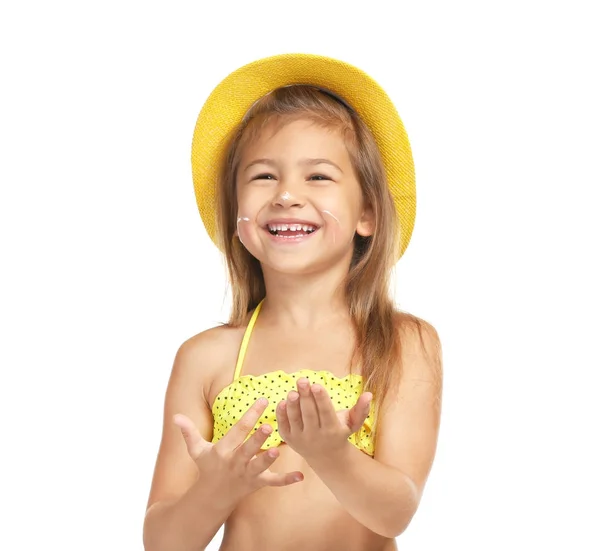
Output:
[235, 118, 373, 275]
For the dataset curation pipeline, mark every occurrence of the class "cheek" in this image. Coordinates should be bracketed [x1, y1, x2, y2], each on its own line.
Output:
[235, 188, 258, 239]
[235, 216, 254, 247]
[237, 185, 268, 215]
[319, 203, 356, 245]
[235, 188, 267, 250]
[321, 209, 342, 246]
[314, 196, 356, 247]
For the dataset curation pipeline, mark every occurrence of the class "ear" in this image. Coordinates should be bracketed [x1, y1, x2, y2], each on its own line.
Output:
[356, 205, 375, 237]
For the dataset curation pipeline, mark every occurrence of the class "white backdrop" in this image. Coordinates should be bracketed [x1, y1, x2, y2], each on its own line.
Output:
[1, 1, 599, 549]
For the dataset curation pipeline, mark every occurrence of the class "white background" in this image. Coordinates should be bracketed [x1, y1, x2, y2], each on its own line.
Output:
[1, 1, 599, 549]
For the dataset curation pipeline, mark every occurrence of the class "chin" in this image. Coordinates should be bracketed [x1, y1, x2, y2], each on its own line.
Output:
[241, 235, 354, 276]
[260, 250, 352, 277]
[261, 256, 321, 276]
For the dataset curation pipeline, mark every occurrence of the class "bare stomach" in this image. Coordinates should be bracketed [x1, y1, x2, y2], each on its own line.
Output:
[219, 445, 397, 551]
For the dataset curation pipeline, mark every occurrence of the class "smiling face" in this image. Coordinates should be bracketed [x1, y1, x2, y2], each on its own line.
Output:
[235, 118, 374, 275]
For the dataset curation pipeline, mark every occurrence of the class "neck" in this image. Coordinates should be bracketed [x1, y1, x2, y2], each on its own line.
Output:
[259, 261, 351, 329]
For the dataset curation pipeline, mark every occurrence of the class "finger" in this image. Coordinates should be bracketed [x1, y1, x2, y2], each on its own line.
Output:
[276, 400, 291, 441]
[347, 392, 373, 433]
[310, 384, 338, 426]
[251, 449, 304, 486]
[297, 378, 319, 430]
[173, 413, 209, 459]
[286, 391, 303, 431]
[246, 446, 280, 477]
[237, 423, 273, 463]
[220, 398, 269, 450]
[260, 470, 305, 487]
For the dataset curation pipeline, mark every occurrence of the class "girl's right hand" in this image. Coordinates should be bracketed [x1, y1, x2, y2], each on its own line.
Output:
[172, 398, 303, 500]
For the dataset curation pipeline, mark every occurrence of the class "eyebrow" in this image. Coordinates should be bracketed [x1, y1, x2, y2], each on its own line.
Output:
[243, 157, 343, 173]
[300, 158, 343, 172]
[243, 158, 276, 172]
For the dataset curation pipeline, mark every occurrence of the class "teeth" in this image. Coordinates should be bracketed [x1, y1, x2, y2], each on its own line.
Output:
[267, 222, 317, 233]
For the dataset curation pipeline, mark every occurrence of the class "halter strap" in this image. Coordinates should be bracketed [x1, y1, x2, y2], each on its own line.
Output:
[233, 300, 264, 381]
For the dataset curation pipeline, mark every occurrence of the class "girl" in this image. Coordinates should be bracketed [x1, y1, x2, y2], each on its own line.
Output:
[143, 54, 442, 551]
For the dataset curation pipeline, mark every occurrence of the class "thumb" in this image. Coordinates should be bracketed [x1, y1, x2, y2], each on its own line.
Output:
[173, 413, 209, 459]
[347, 393, 373, 433]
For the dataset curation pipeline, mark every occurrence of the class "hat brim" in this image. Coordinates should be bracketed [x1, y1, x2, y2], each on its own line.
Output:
[191, 53, 416, 259]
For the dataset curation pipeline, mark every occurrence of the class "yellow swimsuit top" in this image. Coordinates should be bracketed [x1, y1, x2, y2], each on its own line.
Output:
[211, 301, 376, 456]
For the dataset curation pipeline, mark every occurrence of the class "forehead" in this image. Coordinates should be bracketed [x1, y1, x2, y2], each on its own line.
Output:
[239, 117, 350, 160]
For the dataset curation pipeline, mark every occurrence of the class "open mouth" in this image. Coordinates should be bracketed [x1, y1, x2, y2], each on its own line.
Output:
[266, 223, 318, 238]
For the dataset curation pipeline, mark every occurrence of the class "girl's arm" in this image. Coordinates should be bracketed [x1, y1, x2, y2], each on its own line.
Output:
[307, 439, 421, 538]
[143, 334, 232, 551]
[144, 477, 238, 551]
[278, 319, 442, 538]
[143, 331, 303, 551]
[310, 320, 443, 538]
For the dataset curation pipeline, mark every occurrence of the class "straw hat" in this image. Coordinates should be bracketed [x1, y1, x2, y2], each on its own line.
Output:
[191, 53, 416, 259]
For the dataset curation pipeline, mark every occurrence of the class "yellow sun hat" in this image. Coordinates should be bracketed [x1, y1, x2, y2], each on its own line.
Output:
[191, 53, 416, 259]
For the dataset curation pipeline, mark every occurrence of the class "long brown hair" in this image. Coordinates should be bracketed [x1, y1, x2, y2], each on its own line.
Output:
[216, 85, 432, 434]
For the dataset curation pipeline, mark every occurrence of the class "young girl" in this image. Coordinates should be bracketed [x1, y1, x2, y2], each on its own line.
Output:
[143, 54, 442, 551]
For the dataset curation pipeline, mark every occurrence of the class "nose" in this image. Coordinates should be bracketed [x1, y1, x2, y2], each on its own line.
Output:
[272, 187, 304, 209]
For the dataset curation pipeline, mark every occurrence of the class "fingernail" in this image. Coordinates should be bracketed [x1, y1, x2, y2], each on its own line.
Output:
[257, 398, 268, 407]
[289, 393, 299, 402]
[311, 385, 321, 394]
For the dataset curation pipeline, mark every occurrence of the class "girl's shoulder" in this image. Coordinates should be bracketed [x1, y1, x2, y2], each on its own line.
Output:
[393, 309, 441, 346]
[174, 322, 245, 387]
[393, 309, 442, 378]
[180, 322, 244, 354]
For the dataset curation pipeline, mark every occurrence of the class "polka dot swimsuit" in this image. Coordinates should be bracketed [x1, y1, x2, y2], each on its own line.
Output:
[211, 300, 376, 456]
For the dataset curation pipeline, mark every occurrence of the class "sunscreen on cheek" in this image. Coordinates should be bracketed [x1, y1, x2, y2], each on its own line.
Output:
[321, 210, 343, 246]
[236, 216, 251, 247]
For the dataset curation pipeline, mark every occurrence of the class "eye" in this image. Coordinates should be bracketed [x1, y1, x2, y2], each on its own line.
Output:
[308, 174, 331, 181]
[252, 173, 276, 181]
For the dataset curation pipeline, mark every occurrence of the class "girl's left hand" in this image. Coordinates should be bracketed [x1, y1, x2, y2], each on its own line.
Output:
[276, 377, 372, 462]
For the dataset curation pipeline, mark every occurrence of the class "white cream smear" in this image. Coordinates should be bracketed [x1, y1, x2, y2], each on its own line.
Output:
[236, 216, 250, 247]
[321, 210, 342, 245]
